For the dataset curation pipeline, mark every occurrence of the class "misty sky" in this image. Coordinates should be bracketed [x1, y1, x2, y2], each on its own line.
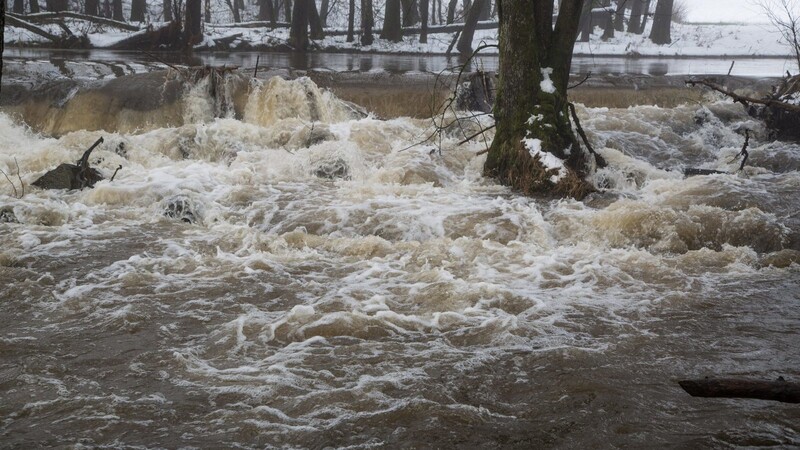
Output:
[686, 0, 768, 23]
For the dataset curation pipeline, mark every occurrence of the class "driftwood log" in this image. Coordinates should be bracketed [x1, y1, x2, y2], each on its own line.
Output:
[679, 377, 800, 403]
[32, 137, 105, 190]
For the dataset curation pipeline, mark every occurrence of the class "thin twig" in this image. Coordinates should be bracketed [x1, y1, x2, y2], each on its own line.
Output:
[110, 165, 123, 181]
[568, 72, 592, 90]
[0, 167, 18, 198]
[568, 102, 606, 168]
[15, 158, 24, 198]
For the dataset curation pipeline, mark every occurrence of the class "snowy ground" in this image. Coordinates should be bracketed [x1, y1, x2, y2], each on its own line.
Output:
[3, 19, 793, 59]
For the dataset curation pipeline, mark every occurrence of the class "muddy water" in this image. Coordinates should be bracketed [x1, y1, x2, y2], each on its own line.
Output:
[1, 74, 799, 448]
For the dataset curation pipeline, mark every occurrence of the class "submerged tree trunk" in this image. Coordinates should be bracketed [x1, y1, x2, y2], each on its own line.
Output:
[361, 0, 374, 44]
[649, 0, 673, 44]
[456, 0, 484, 55]
[130, 0, 146, 21]
[485, 0, 596, 198]
[380, 0, 402, 42]
[419, 0, 429, 43]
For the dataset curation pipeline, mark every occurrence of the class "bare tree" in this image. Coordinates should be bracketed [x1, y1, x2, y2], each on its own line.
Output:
[649, 0, 673, 44]
[30, 0, 40, 13]
[456, 0, 484, 55]
[346, 0, 355, 41]
[361, 0, 374, 44]
[381, 0, 402, 41]
[759, 0, 800, 71]
[419, 0, 429, 43]
[130, 0, 146, 21]
[672, 0, 689, 23]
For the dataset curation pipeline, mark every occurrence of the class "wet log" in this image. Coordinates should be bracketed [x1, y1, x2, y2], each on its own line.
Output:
[32, 137, 105, 190]
[109, 22, 183, 50]
[679, 377, 800, 403]
[684, 168, 727, 176]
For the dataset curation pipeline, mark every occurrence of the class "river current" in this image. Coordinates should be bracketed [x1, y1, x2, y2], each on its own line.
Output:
[1, 69, 799, 448]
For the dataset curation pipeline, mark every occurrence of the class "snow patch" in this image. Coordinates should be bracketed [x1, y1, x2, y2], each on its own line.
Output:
[522, 138, 565, 183]
[540, 68, 555, 94]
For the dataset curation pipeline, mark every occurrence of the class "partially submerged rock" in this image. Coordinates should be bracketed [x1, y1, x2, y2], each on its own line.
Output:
[313, 158, 350, 180]
[32, 137, 105, 190]
[163, 196, 201, 223]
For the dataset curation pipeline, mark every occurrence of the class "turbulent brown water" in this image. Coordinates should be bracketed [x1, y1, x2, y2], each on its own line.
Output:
[1, 71, 799, 448]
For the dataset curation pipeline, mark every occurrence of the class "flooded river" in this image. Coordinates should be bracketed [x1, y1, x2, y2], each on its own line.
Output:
[0, 61, 799, 448]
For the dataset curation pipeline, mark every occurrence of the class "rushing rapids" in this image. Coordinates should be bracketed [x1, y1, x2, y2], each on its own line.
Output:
[1, 73, 799, 448]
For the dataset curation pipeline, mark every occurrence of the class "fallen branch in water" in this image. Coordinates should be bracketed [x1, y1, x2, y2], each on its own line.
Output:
[679, 377, 800, 403]
[0, 158, 24, 199]
[110, 165, 123, 181]
[686, 78, 800, 113]
[568, 102, 607, 168]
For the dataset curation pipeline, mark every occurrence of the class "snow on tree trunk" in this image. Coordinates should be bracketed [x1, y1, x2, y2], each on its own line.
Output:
[380, 0, 402, 42]
[485, 0, 596, 198]
[649, 0, 673, 44]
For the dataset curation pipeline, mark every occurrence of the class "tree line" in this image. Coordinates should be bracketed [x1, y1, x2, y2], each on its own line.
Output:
[4, 0, 678, 52]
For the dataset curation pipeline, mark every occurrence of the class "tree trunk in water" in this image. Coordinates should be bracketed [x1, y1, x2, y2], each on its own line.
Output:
[130, 0, 146, 21]
[112, 0, 123, 20]
[419, 0, 428, 43]
[485, 0, 595, 198]
[628, 0, 642, 33]
[346, 0, 355, 41]
[85, 0, 97, 15]
[13, 0, 23, 13]
[205, 0, 211, 22]
[185, 0, 202, 46]
[401, 0, 419, 26]
[446, 0, 456, 23]
[380, 0, 402, 42]
[360, 0, 373, 44]
[164, 0, 172, 21]
[308, 0, 324, 39]
[649, 0, 672, 44]
[456, 0, 483, 55]
[320, 0, 329, 26]
[289, 0, 308, 48]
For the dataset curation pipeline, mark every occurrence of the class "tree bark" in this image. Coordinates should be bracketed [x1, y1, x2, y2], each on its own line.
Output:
[346, 0, 355, 41]
[259, 0, 275, 22]
[289, 0, 309, 48]
[638, 0, 651, 33]
[29, 0, 40, 13]
[112, 0, 123, 20]
[164, 0, 172, 21]
[227, 0, 242, 22]
[478, 0, 489, 20]
[601, 0, 614, 40]
[446, 0, 456, 23]
[85, 0, 98, 15]
[205, 0, 211, 22]
[284, 0, 291, 21]
[401, 0, 419, 26]
[614, 0, 626, 31]
[360, 0, 373, 44]
[47, 0, 68, 12]
[185, 0, 202, 46]
[649, 0, 672, 44]
[380, 0, 402, 41]
[628, 0, 643, 33]
[320, 0, 329, 26]
[419, 0, 429, 43]
[485, 0, 595, 198]
[577, 0, 592, 42]
[1, 0, 3, 94]
[308, 0, 324, 39]
[456, 0, 483, 55]
[679, 378, 800, 403]
[130, 0, 146, 21]
[13, 0, 24, 14]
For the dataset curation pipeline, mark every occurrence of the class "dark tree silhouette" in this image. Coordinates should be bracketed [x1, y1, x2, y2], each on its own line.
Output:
[649, 0, 673, 44]
[361, 0, 374, 44]
[112, 0, 123, 20]
[456, 0, 485, 55]
[420, 0, 429, 43]
[85, 0, 98, 15]
[185, 0, 202, 45]
[347, 0, 355, 41]
[13, 0, 24, 14]
[446, 0, 456, 23]
[164, 0, 173, 21]
[130, 0, 147, 21]
[30, 0, 40, 13]
[628, 0, 644, 33]
[401, 0, 420, 26]
[381, 0, 402, 42]
[289, 0, 324, 49]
